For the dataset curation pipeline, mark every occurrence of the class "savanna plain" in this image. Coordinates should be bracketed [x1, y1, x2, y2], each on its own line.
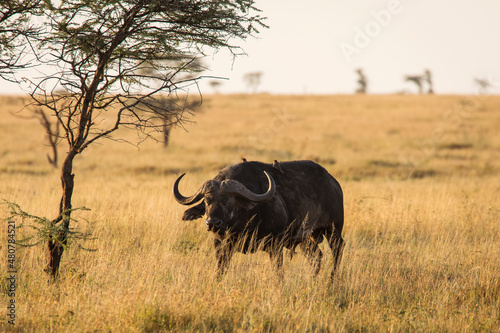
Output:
[1, 94, 499, 332]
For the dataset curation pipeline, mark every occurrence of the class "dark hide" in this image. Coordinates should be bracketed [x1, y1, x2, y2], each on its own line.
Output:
[174, 160, 344, 279]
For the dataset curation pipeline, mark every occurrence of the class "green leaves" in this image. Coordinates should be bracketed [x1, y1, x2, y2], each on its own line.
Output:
[3, 200, 96, 251]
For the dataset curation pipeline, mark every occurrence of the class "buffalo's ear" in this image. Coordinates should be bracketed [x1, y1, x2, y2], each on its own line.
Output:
[182, 202, 205, 221]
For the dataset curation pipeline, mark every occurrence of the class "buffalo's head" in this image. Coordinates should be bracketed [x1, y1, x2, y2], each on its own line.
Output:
[173, 172, 276, 234]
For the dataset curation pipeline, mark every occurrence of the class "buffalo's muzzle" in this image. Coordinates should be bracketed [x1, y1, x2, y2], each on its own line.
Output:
[206, 218, 225, 231]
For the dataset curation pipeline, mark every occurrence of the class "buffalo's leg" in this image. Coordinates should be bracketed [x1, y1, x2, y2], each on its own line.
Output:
[327, 229, 344, 279]
[300, 240, 323, 276]
[214, 238, 234, 277]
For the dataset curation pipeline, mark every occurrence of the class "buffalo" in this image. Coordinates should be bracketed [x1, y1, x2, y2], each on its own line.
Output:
[173, 160, 344, 279]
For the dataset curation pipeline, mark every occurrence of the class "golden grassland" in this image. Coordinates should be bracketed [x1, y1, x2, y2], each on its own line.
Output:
[0, 93, 499, 332]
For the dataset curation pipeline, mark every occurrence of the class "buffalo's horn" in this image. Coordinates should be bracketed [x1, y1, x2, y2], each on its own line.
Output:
[173, 173, 205, 205]
[221, 171, 276, 202]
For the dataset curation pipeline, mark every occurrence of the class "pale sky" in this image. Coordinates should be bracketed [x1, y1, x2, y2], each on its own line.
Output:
[199, 0, 500, 95]
[2, 1, 499, 95]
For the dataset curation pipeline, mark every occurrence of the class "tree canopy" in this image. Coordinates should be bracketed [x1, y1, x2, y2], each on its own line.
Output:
[0, 0, 41, 78]
[1, 0, 267, 278]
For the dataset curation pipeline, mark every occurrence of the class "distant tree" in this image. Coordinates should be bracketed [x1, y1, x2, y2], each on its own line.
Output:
[7, 0, 267, 279]
[10, 104, 61, 168]
[34, 106, 60, 168]
[141, 95, 201, 147]
[405, 75, 424, 94]
[424, 69, 434, 94]
[405, 69, 434, 94]
[243, 71, 263, 93]
[138, 55, 206, 147]
[474, 78, 492, 94]
[355, 68, 367, 94]
[209, 80, 223, 94]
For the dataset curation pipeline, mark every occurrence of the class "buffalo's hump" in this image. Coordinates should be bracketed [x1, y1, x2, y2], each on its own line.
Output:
[216, 160, 344, 238]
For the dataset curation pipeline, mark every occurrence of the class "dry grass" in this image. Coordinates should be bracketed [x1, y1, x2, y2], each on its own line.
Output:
[1, 94, 499, 332]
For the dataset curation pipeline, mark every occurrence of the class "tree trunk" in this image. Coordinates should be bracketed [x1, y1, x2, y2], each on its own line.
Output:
[163, 121, 171, 147]
[46, 151, 76, 278]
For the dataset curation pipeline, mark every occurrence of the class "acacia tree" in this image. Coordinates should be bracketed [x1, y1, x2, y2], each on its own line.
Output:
[404, 69, 434, 94]
[34, 106, 60, 167]
[355, 68, 367, 94]
[12, 0, 266, 278]
[139, 55, 207, 147]
[475, 78, 492, 94]
[243, 71, 263, 93]
[405, 74, 423, 94]
[424, 69, 434, 94]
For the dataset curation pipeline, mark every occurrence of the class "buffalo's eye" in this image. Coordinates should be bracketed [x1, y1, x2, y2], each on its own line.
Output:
[205, 196, 214, 205]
